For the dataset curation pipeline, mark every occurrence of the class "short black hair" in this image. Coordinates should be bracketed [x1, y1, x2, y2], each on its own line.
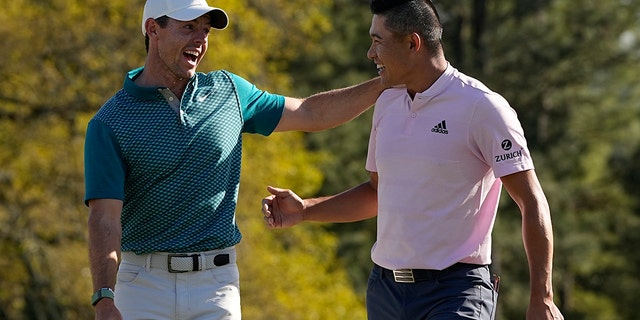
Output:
[370, 0, 440, 23]
[370, 0, 443, 56]
[370, 0, 412, 14]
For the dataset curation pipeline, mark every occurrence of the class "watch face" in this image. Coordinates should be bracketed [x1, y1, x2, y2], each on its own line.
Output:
[92, 288, 114, 306]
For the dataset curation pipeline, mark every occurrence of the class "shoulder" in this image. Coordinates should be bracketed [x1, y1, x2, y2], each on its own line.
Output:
[444, 70, 512, 118]
[376, 87, 406, 110]
[197, 71, 260, 96]
[93, 89, 128, 122]
[197, 70, 250, 86]
[450, 69, 508, 106]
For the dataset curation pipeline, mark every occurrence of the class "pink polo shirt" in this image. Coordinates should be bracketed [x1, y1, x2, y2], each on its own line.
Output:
[366, 64, 534, 270]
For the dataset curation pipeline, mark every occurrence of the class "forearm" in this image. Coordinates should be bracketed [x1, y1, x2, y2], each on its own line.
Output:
[302, 181, 378, 223]
[502, 170, 557, 302]
[88, 207, 122, 291]
[278, 77, 384, 132]
[522, 206, 555, 301]
[304, 77, 383, 131]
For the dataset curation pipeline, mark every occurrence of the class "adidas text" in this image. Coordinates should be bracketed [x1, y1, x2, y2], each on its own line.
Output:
[431, 127, 449, 134]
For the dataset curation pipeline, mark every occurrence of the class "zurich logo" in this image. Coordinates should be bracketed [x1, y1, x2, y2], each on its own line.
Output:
[501, 139, 512, 151]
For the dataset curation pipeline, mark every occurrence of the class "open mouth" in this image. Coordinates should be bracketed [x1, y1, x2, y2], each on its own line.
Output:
[376, 63, 385, 74]
[184, 50, 199, 64]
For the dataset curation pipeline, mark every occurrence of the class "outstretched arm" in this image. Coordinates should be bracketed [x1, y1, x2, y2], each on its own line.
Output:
[274, 77, 384, 132]
[262, 172, 379, 228]
[501, 170, 564, 320]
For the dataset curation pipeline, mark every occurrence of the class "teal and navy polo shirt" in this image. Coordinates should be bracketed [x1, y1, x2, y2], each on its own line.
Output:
[84, 68, 285, 254]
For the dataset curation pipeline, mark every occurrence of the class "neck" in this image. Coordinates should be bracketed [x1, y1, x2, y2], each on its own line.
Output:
[134, 64, 189, 99]
[406, 56, 448, 98]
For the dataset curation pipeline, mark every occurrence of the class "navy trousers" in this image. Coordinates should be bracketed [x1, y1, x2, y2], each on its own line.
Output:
[366, 263, 498, 320]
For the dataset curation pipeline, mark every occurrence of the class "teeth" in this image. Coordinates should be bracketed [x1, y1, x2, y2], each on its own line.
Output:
[185, 50, 199, 57]
[376, 64, 385, 72]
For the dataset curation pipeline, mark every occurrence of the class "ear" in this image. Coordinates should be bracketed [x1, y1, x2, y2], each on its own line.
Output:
[145, 18, 158, 36]
[408, 32, 422, 52]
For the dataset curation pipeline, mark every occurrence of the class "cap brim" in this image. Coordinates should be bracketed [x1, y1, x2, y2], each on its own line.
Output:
[207, 9, 228, 30]
[168, 7, 229, 30]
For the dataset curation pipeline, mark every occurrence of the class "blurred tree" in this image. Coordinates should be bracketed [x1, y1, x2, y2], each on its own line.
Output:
[288, 0, 380, 294]
[483, 1, 640, 319]
[0, 0, 132, 316]
[236, 133, 367, 319]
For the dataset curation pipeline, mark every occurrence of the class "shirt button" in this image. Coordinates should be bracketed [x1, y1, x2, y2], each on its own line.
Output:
[169, 97, 174, 101]
[410, 113, 417, 118]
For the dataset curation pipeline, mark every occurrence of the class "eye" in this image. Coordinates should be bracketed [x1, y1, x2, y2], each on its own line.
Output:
[183, 22, 197, 30]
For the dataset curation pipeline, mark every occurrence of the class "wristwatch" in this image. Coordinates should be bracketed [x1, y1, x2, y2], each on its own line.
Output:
[91, 288, 114, 306]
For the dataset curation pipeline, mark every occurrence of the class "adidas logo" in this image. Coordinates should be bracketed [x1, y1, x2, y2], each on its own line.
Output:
[431, 120, 449, 135]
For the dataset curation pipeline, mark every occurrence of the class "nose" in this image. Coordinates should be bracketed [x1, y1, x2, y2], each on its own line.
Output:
[194, 29, 209, 44]
[366, 43, 375, 61]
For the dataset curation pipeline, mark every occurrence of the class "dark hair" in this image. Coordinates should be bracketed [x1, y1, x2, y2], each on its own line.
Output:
[370, 0, 412, 14]
[370, 0, 443, 55]
[144, 16, 170, 52]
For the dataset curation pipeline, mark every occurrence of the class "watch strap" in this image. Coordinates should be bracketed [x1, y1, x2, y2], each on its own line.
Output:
[91, 287, 114, 306]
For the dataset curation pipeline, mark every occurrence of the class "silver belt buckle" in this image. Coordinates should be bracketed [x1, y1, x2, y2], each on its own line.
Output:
[167, 253, 194, 273]
[392, 269, 415, 283]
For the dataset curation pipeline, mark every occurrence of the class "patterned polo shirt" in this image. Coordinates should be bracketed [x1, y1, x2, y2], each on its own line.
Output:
[84, 68, 285, 254]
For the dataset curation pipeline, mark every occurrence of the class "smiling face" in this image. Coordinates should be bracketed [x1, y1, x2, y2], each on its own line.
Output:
[367, 15, 413, 88]
[148, 14, 212, 82]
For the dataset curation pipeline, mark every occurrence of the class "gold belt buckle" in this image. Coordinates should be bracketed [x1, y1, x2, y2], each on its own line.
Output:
[392, 269, 415, 283]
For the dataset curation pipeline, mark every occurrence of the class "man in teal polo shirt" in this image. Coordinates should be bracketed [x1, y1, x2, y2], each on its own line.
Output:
[84, 0, 384, 319]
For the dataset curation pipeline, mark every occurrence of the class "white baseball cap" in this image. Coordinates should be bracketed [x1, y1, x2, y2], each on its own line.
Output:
[141, 0, 229, 35]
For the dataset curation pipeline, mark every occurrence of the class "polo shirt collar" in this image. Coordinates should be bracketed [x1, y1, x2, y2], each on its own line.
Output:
[414, 62, 455, 99]
[123, 67, 197, 100]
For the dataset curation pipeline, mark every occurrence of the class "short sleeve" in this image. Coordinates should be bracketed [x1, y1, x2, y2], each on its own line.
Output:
[470, 93, 534, 178]
[230, 74, 285, 135]
[84, 119, 126, 205]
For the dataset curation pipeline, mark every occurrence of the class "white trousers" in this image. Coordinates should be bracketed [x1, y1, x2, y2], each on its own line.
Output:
[115, 248, 241, 320]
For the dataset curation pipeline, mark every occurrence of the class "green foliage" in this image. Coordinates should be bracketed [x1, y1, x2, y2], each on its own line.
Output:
[1, 1, 146, 318]
[481, 1, 640, 319]
[236, 133, 367, 319]
[0, 114, 91, 319]
[289, 0, 380, 294]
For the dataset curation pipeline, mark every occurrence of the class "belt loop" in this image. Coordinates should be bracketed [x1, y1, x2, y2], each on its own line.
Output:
[191, 254, 199, 271]
[145, 254, 151, 272]
[199, 253, 206, 271]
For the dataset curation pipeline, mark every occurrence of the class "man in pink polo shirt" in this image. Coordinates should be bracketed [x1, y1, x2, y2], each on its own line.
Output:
[262, 0, 563, 319]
